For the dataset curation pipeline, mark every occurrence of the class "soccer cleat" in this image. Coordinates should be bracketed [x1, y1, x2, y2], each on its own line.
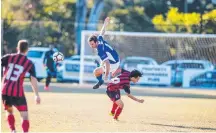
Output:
[109, 112, 114, 116]
[44, 86, 50, 91]
[93, 80, 104, 89]
[114, 117, 119, 121]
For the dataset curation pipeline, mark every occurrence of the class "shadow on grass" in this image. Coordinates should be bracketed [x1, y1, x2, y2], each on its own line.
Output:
[150, 123, 216, 131]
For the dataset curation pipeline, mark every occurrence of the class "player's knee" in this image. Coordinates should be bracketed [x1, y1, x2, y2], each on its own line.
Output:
[20, 111, 29, 120]
[6, 107, 13, 114]
[119, 102, 124, 108]
[94, 67, 103, 77]
[116, 100, 124, 108]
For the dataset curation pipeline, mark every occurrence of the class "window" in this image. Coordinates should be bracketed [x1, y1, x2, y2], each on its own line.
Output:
[27, 51, 43, 58]
[84, 58, 95, 62]
[167, 63, 179, 70]
[69, 57, 80, 61]
[206, 72, 216, 78]
[124, 60, 151, 67]
[180, 63, 204, 69]
[69, 57, 96, 62]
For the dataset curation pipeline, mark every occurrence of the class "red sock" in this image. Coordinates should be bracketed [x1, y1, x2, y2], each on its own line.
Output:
[111, 102, 118, 114]
[114, 107, 123, 119]
[7, 114, 15, 131]
[22, 120, 29, 132]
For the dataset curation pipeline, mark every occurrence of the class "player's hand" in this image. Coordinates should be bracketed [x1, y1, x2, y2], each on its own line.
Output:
[94, 60, 100, 67]
[35, 95, 41, 104]
[104, 17, 110, 24]
[138, 99, 144, 103]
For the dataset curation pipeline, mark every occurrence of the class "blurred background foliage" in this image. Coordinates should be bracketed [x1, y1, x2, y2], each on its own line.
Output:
[2, 0, 216, 56]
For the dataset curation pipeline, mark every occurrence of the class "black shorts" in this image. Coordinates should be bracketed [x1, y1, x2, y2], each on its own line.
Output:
[2, 95, 28, 111]
[106, 90, 121, 102]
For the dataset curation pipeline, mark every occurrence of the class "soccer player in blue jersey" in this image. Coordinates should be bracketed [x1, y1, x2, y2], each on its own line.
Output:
[88, 17, 121, 89]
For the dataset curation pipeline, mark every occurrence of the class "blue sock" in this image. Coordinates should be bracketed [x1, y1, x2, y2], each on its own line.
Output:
[96, 74, 103, 82]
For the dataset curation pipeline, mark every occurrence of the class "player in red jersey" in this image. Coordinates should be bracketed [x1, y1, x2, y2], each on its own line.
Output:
[1, 40, 41, 133]
[106, 69, 144, 120]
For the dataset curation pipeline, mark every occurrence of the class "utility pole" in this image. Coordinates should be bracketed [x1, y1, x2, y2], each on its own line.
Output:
[75, 0, 87, 55]
[200, 0, 206, 34]
[184, 0, 188, 13]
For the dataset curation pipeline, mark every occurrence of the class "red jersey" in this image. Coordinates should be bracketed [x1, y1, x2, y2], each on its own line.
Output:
[107, 69, 131, 94]
[1, 53, 36, 97]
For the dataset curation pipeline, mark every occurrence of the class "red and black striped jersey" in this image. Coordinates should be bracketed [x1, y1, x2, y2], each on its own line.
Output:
[107, 69, 131, 94]
[1, 53, 36, 97]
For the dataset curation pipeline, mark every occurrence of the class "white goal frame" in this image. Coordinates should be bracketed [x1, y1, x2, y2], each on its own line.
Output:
[79, 30, 216, 85]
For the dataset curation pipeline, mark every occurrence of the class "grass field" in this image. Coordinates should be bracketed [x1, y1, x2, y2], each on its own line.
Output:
[1, 82, 216, 132]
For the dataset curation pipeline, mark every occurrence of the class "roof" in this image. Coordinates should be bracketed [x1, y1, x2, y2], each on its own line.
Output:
[124, 56, 156, 61]
[70, 55, 99, 59]
[29, 47, 58, 52]
[162, 60, 212, 64]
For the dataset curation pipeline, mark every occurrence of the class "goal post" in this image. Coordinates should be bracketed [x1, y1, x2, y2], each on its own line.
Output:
[79, 30, 216, 85]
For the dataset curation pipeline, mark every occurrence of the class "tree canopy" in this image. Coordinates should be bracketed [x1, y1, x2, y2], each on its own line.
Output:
[152, 7, 216, 33]
[2, 0, 216, 56]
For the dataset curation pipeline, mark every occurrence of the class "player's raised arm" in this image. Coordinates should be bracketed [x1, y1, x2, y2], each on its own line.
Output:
[100, 17, 110, 36]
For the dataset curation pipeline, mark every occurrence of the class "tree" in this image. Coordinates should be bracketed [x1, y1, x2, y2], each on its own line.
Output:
[2, 0, 76, 56]
[101, 0, 155, 32]
[202, 9, 216, 33]
[152, 7, 216, 33]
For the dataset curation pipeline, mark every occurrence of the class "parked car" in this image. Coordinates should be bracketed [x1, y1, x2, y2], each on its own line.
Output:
[190, 70, 216, 88]
[57, 55, 100, 83]
[26, 47, 58, 81]
[161, 60, 214, 86]
[120, 56, 158, 71]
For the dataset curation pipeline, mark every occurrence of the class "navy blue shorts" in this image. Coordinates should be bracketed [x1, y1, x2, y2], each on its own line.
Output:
[106, 90, 121, 102]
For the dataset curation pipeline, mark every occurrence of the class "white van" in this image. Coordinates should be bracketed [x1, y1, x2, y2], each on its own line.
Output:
[121, 56, 158, 71]
[161, 60, 214, 86]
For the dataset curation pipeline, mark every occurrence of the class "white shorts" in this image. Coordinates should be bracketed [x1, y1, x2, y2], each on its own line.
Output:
[103, 61, 120, 73]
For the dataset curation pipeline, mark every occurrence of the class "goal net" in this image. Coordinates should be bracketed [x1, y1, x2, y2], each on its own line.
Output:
[80, 30, 216, 86]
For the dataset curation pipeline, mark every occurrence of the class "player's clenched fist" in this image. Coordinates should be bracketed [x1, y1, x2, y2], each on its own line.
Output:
[138, 99, 144, 103]
[35, 95, 41, 104]
[104, 17, 110, 24]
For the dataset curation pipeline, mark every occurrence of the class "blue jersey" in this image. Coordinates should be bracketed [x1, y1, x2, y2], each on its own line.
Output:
[97, 36, 119, 64]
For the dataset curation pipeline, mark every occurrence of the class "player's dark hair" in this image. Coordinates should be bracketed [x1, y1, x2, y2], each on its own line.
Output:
[129, 70, 143, 78]
[17, 40, 29, 53]
[88, 35, 98, 43]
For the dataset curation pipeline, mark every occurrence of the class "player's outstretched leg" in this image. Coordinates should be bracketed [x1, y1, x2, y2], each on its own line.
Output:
[6, 107, 16, 132]
[113, 100, 124, 121]
[110, 102, 118, 116]
[44, 72, 51, 91]
[93, 67, 104, 89]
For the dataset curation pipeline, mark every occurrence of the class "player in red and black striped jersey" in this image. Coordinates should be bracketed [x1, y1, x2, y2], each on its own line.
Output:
[106, 69, 144, 121]
[1, 40, 41, 133]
